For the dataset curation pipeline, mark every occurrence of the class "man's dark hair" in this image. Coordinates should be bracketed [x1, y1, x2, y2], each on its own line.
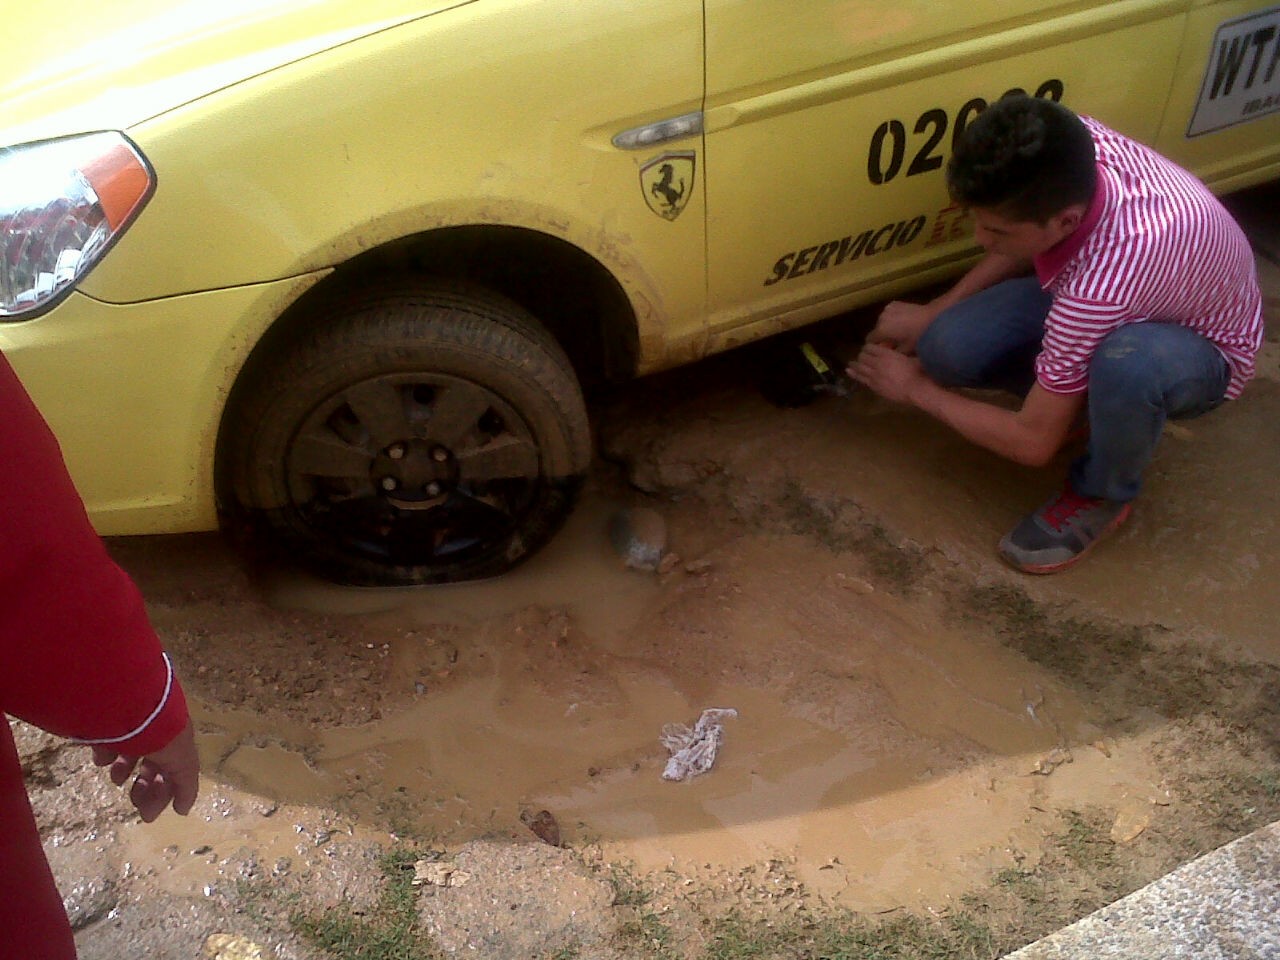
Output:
[947, 94, 1097, 224]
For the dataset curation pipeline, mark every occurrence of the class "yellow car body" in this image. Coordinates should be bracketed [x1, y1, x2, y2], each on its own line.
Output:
[2, 0, 1277, 582]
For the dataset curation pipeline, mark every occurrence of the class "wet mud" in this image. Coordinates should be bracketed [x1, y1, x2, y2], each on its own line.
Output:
[21, 192, 1280, 957]
[83, 285, 1279, 926]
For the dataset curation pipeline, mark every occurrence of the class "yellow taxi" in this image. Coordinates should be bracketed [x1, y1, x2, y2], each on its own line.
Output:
[2, 0, 1277, 584]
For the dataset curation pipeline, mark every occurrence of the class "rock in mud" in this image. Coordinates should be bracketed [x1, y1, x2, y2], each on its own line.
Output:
[203, 934, 266, 960]
[63, 876, 117, 930]
[1110, 804, 1152, 843]
[1030, 746, 1073, 776]
[520, 808, 562, 847]
[413, 860, 472, 888]
[608, 507, 667, 571]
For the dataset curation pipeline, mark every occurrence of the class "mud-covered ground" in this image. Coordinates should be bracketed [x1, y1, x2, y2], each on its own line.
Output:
[16, 185, 1280, 960]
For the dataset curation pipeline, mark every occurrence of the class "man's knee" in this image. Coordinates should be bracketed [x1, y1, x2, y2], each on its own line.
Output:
[1094, 326, 1148, 365]
[915, 279, 1048, 390]
[916, 311, 989, 386]
[1090, 323, 1228, 419]
[916, 311, 1036, 392]
[1088, 328, 1155, 404]
[914, 318, 952, 380]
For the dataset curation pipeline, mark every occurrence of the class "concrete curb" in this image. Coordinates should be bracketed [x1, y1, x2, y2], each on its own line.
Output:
[1001, 820, 1280, 959]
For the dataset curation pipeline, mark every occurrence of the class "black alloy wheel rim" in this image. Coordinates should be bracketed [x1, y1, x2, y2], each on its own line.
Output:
[283, 372, 542, 568]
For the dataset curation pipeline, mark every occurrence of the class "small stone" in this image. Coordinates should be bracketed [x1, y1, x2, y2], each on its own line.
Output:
[204, 934, 266, 960]
[609, 507, 667, 571]
[63, 877, 117, 931]
[412, 860, 471, 887]
[1110, 806, 1151, 843]
[1030, 747, 1072, 776]
[520, 808, 562, 847]
[836, 573, 874, 594]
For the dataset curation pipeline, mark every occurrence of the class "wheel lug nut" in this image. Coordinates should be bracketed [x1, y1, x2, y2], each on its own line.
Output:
[425, 481, 442, 496]
[387, 443, 407, 460]
[431, 447, 449, 463]
[380, 476, 399, 492]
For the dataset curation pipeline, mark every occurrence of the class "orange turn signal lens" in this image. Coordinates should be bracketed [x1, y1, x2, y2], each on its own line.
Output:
[1, 132, 155, 320]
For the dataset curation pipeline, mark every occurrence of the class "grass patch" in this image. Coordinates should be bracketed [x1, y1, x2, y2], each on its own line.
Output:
[777, 480, 927, 591]
[1056, 809, 1118, 874]
[964, 583, 1280, 752]
[609, 864, 681, 960]
[964, 583, 1151, 691]
[685, 804, 1163, 960]
[699, 910, 998, 960]
[1168, 765, 1280, 852]
[618, 911, 679, 959]
[608, 863, 656, 908]
[290, 848, 442, 960]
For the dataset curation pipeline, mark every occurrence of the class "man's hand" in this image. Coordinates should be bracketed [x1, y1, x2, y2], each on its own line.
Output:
[866, 300, 940, 354]
[92, 720, 200, 823]
[847, 343, 927, 405]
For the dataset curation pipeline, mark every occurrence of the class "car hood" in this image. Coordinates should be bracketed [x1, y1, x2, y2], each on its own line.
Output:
[1, 0, 474, 145]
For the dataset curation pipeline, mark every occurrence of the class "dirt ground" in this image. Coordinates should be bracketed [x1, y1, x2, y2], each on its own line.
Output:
[15, 185, 1280, 960]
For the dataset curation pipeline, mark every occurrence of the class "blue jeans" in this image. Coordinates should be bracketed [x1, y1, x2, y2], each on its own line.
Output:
[916, 277, 1231, 502]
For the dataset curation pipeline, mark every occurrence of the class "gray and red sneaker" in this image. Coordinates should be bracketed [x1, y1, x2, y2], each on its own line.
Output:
[998, 484, 1132, 574]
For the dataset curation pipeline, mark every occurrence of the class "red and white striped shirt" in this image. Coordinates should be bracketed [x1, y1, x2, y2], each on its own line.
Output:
[1033, 117, 1263, 400]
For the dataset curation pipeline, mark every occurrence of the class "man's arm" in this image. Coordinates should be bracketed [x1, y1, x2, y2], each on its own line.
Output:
[0, 353, 199, 819]
[848, 345, 1083, 466]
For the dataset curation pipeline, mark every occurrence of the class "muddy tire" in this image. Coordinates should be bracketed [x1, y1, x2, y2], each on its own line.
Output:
[221, 280, 591, 585]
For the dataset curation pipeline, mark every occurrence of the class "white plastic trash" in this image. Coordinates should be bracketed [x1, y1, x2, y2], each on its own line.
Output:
[660, 708, 738, 781]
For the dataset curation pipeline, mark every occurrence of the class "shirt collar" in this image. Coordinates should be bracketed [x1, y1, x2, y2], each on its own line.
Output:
[1033, 163, 1109, 287]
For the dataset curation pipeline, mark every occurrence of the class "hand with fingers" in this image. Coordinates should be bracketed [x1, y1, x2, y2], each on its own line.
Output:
[866, 300, 941, 354]
[92, 720, 200, 823]
[847, 343, 927, 405]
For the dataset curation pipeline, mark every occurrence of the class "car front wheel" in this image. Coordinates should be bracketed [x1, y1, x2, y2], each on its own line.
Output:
[221, 280, 591, 585]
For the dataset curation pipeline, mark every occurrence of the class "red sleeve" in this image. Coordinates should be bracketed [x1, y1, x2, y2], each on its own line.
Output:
[0, 353, 188, 756]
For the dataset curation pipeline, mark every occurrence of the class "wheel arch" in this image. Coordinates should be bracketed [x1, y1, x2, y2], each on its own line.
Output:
[214, 223, 636, 512]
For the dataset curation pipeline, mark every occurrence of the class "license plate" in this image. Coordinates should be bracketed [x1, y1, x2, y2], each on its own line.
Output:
[1188, 5, 1280, 135]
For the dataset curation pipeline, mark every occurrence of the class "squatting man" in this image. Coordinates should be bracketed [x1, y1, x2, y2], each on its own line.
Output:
[847, 94, 1263, 573]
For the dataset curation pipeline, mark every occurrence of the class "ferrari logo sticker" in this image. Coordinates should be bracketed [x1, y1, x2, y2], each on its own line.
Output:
[640, 152, 695, 221]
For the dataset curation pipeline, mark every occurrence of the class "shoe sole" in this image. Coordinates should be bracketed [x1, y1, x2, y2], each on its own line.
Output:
[1001, 502, 1133, 575]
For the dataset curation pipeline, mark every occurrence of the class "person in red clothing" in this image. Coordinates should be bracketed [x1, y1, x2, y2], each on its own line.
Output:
[849, 94, 1263, 573]
[0, 351, 200, 959]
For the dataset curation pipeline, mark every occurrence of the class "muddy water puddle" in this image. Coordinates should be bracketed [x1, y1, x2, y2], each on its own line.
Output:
[150, 494, 1172, 911]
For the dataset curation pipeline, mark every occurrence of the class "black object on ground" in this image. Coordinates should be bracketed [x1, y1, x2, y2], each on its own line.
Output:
[759, 341, 852, 407]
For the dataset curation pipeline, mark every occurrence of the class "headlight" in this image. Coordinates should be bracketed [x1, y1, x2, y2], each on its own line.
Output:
[1, 132, 154, 320]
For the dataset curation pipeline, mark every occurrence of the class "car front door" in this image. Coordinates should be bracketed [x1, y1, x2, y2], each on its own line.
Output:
[702, 0, 1192, 350]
